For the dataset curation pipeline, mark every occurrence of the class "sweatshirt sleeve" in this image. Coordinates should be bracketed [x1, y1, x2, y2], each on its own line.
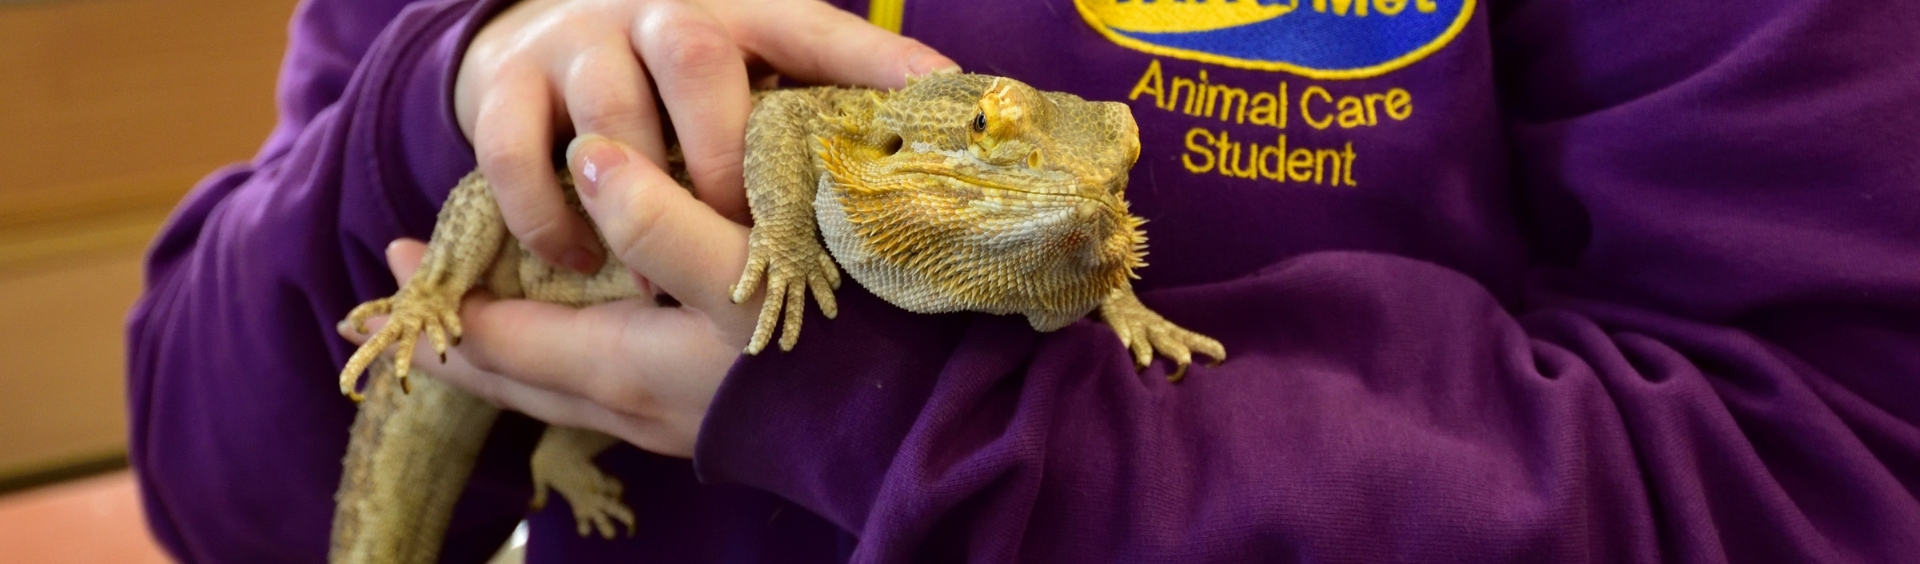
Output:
[693, 1, 1920, 562]
[124, 0, 534, 561]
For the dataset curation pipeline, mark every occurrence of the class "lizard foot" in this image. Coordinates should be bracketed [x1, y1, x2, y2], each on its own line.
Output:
[729, 232, 841, 354]
[1098, 289, 1226, 383]
[530, 428, 635, 539]
[338, 283, 464, 401]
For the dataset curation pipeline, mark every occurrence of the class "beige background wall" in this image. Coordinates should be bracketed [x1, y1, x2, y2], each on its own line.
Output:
[0, 0, 300, 481]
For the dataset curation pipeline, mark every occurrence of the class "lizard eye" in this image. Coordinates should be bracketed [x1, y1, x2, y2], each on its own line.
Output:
[971, 112, 987, 134]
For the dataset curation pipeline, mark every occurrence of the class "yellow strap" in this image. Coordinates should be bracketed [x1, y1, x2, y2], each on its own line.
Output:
[867, 0, 905, 33]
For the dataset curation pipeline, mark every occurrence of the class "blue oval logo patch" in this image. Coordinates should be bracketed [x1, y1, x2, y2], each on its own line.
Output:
[1074, 0, 1475, 79]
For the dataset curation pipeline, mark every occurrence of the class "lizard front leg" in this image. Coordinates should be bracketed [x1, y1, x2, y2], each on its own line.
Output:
[340, 172, 508, 400]
[1098, 284, 1227, 382]
[729, 88, 864, 354]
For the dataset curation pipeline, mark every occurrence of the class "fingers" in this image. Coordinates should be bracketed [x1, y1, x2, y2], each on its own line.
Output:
[450, 365, 692, 458]
[726, 0, 958, 89]
[444, 295, 714, 457]
[433, 340, 638, 440]
[473, 69, 605, 274]
[631, 3, 753, 221]
[567, 135, 753, 324]
[452, 295, 614, 393]
[561, 45, 670, 169]
[459, 0, 950, 277]
[444, 272, 702, 404]
[414, 292, 648, 433]
[383, 238, 427, 289]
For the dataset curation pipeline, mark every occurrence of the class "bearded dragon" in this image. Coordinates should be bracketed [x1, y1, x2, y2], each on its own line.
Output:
[329, 72, 1226, 562]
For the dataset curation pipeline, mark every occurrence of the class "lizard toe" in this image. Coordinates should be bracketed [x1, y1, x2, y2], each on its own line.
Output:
[809, 274, 838, 319]
[1146, 326, 1194, 370]
[730, 254, 769, 305]
[343, 297, 391, 334]
[1167, 361, 1190, 383]
[817, 253, 842, 289]
[777, 282, 807, 351]
[745, 285, 784, 354]
[1128, 329, 1155, 369]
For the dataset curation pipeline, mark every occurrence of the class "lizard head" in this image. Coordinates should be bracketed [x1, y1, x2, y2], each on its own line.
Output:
[811, 73, 1147, 329]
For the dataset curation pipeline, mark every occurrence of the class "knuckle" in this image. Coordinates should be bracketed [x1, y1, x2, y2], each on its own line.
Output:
[578, 103, 650, 138]
[475, 138, 546, 181]
[651, 22, 735, 76]
[505, 208, 577, 256]
[596, 373, 660, 421]
[604, 181, 668, 264]
[565, 51, 653, 129]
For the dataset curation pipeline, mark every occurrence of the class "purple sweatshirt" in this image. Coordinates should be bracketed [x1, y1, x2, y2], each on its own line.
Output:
[125, 0, 1920, 561]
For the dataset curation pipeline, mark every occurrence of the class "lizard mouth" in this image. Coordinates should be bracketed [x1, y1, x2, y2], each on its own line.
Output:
[877, 151, 1128, 215]
[812, 136, 1139, 252]
[895, 165, 1096, 199]
[812, 133, 1148, 316]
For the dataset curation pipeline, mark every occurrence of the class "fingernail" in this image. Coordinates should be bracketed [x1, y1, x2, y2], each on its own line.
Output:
[336, 319, 354, 336]
[907, 50, 960, 78]
[566, 134, 627, 199]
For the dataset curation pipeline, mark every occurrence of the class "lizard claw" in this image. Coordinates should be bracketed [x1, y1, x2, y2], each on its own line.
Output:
[1098, 289, 1226, 383]
[339, 298, 394, 401]
[337, 283, 463, 400]
[734, 228, 842, 354]
[729, 254, 768, 305]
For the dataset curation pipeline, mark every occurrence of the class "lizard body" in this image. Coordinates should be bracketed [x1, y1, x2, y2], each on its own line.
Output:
[330, 73, 1224, 562]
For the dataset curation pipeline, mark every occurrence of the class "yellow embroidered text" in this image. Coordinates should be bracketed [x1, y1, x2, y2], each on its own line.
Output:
[1127, 59, 1417, 188]
[1307, 0, 1439, 17]
[1181, 129, 1357, 187]
[1299, 85, 1412, 130]
[1130, 59, 1289, 129]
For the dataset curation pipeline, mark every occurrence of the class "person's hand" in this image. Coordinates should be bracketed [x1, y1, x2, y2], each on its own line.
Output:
[454, 0, 956, 273]
[349, 136, 759, 457]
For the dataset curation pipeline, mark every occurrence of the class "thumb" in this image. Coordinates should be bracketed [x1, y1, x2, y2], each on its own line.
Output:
[726, 0, 959, 89]
[566, 134, 753, 316]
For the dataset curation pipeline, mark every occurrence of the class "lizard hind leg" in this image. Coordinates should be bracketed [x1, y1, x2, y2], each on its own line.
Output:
[1097, 285, 1227, 382]
[529, 427, 635, 539]
[337, 172, 505, 401]
[338, 282, 464, 401]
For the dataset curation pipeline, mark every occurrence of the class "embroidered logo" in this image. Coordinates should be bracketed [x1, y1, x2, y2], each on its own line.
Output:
[1074, 0, 1474, 79]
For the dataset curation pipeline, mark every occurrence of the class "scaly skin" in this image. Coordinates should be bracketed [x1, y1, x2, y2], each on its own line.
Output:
[331, 73, 1224, 563]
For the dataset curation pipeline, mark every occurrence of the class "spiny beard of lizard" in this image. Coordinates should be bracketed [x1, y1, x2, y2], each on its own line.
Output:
[811, 74, 1148, 331]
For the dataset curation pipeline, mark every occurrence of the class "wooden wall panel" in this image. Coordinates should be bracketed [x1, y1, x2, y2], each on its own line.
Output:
[0, 0, 296, 218]
[0, 253, 147, 475]
[0, 0, 300, 481]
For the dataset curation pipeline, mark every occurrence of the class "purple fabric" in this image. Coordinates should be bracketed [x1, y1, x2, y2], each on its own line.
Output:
[128, 0, 845, 561]
[701, 0, 1920, 562]
[126, 0, 1920, 562]
[127, 0, 530, 561]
